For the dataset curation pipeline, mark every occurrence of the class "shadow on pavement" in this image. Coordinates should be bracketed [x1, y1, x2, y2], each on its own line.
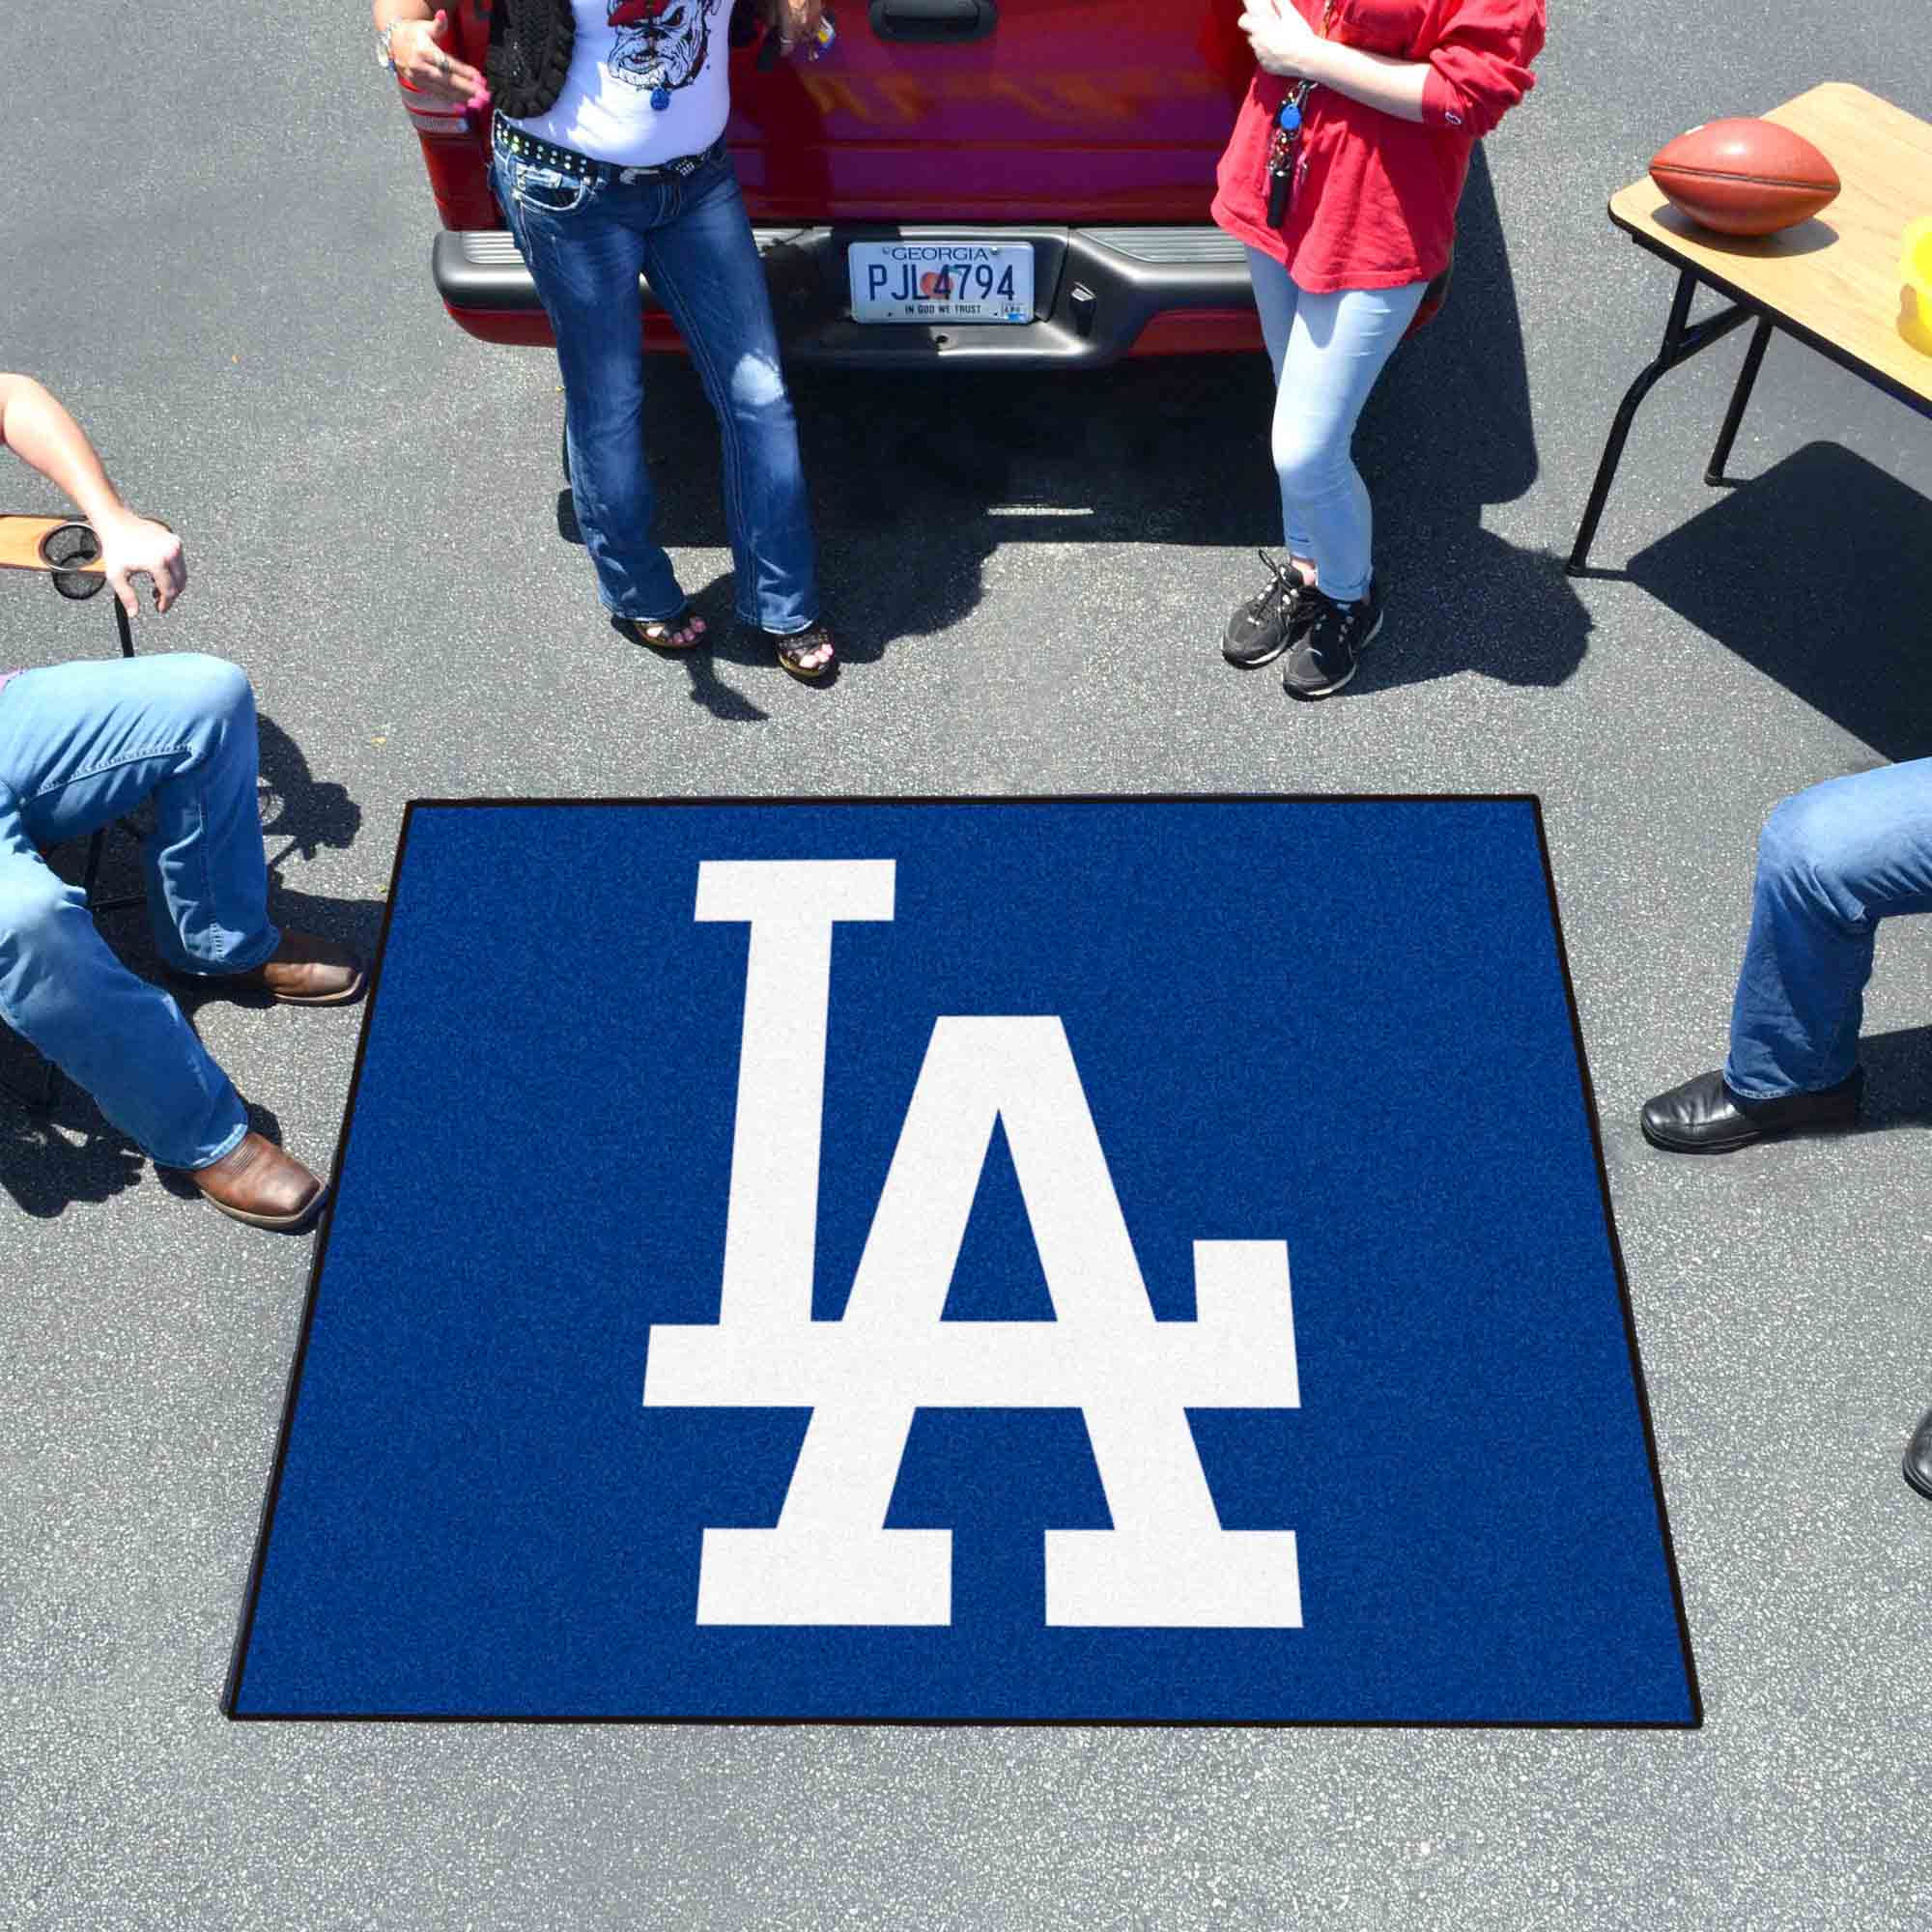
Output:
[564, 349, 1284, 673]
[1859, 1024, 1932, 1131]
[1625, 441, 1932, 763]
[1347, 143, 1592, 697]
[257, 711, 363, 873]
[559, 145, 1587, 693]
[0, 1094, 297, 1223]
[0, 1102, 145, 1218]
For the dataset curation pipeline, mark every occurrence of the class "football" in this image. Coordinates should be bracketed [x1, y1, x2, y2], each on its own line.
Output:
[1649, 118, 1841, 236]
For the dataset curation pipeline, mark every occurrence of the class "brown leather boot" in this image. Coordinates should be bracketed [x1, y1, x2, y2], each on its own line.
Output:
[188, 1132, 327, 1230]
[178, 930, 366, 1006]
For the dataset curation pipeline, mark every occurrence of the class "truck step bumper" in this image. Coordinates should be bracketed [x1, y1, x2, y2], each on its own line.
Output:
[433, 223, 1261, 366]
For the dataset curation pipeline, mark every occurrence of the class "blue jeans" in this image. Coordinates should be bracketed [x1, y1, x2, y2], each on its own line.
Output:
[1726, 760, 1932, 1098]
[493, 139, 820, 636]
[1245, 250, 1426, 605]
[0, 654, 277, 1168]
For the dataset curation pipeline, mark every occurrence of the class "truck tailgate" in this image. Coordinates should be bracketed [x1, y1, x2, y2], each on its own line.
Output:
[728, 1, 1249, 224]
[425, 1, 1269, 363]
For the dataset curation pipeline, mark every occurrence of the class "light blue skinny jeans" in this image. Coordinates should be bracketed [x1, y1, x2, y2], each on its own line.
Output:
[493, 135, 820, 636]
[0, 654, 276, 1169]
[1726, 759, 1932, 1098]
[1245, 248, 1427, 605]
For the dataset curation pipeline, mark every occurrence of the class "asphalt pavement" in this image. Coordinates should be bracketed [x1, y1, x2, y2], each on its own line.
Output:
[4, 4, 1932, 1928]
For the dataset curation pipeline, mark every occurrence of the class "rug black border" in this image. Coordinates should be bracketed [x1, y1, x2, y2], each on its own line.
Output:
[223, 792, 1704, 1732]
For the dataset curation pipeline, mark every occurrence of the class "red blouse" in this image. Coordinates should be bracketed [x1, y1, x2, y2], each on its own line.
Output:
[1210, 0, 1546, 294]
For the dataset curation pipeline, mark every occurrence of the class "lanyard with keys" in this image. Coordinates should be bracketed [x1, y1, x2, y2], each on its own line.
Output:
[1264, 0, 1338, 225]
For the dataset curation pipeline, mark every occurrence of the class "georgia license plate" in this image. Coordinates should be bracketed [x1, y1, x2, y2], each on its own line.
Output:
[847, 242, 1035, 326]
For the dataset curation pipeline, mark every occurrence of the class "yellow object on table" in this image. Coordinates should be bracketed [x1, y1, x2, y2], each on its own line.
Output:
[1902, 217, 1932, 355]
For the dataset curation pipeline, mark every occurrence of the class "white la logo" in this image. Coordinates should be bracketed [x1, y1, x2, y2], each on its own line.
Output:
[642, 860, 1303, 1628]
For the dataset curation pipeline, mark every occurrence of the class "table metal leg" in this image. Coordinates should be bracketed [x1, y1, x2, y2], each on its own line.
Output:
[0, 1045, 62, 1113]
[88, 592, 145, 916]
[1566, 270, 1758, 576]
[78, 818, 142, 916]
[1705, 317, 1776, 486]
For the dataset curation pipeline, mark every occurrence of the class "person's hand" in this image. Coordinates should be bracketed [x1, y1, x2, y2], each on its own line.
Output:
[1237, 0, 1325, 80]
[391, 11, 490, 110]
[96, 509, 185, 617]
[765, 0, 825, 55]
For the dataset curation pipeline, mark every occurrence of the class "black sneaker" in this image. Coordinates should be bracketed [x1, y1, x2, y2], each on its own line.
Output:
[1222, 551, 1317, 668]
[1282, 575, 1384, 699]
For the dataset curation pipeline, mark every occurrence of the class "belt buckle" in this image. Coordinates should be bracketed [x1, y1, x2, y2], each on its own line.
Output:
[618, 164, 658, 185]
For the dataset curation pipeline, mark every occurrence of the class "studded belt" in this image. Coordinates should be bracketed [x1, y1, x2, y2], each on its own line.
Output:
[492, 117, 726, 185]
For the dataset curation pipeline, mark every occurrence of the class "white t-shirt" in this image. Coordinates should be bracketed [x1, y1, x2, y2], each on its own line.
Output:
[504, 0, 735, 167]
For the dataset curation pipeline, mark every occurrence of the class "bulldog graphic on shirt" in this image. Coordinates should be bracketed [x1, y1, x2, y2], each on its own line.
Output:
[607, 0, 724, 95]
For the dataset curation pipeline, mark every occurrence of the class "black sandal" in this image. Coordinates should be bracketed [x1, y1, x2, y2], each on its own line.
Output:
[766, 621, 837, 683]
[620, 605, 707, 652]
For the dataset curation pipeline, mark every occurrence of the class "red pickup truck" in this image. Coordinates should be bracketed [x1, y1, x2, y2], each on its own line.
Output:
[413, 0, 1292, 366]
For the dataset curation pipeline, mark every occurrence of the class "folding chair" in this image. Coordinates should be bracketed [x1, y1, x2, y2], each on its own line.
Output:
[0, 516, 144, 1112]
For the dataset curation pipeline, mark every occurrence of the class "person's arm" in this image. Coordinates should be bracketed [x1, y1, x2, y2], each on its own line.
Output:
[0, 374, 185, 616]
[372, 2, 490, 110]
[1238, 0, 1542, 135]
[1238, 2, 1429, 120]
[1302, 39, 1431, 122]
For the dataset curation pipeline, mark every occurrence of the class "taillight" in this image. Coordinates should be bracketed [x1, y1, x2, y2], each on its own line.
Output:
[398, 78, 475, 140]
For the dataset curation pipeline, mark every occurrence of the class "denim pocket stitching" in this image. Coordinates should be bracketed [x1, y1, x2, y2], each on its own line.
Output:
[512, 162, 593, 216]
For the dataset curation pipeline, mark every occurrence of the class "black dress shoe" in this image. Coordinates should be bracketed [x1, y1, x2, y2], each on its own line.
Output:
[1639, 1065, 1862, 1153]
[1905, 1408, 1932, 1501]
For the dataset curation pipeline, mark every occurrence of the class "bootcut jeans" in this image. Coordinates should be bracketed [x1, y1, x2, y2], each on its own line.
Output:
[0, 654, 276, 1169]
[493, 137, 820, 637]
[1726, 759, 1932, 1098]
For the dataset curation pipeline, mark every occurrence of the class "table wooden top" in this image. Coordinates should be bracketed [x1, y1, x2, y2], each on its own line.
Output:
[1609, 83, 1932, 410]
[0, 514, 103, 575]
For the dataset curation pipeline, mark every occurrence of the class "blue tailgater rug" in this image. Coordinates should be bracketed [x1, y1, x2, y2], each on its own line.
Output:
[226, 797, 1699, 1727]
